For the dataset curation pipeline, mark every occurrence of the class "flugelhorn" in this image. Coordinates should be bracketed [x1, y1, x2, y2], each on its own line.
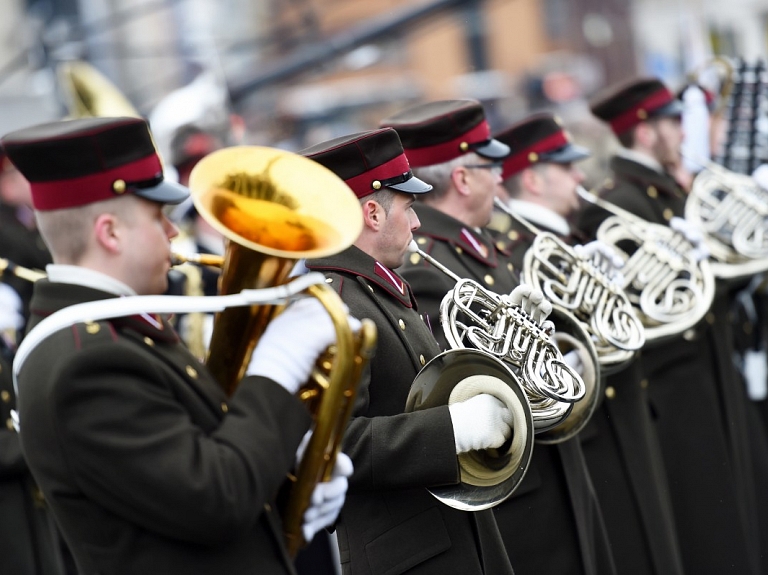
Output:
[408, 241, 599, 443]
[187, 146, 377, 556]
[577, 186, 715, 341]
[685, 157, 768, 279]
[493, 198, 645, 373]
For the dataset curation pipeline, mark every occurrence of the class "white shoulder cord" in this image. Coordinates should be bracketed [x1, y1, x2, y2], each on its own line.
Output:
[11, 272, 326, 408]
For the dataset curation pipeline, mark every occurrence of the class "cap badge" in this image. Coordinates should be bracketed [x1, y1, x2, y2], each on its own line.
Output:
[459, 141, 469, 152]
[112, 179, 127, 194]
[372, 180, 382, 190]
[528, 152, 539, 163]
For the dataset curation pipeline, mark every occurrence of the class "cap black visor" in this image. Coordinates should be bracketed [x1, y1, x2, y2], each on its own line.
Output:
[388, 174, 433, 194]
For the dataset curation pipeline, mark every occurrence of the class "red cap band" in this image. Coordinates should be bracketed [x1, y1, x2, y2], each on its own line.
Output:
[609, 88, 674, 134]
[31, 153, 163, 210]
[344, 153, 411, 198]
[403, 121, 491, 167]
[501, 131, 569, 179]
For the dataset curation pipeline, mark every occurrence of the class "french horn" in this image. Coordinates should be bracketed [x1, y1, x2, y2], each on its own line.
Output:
[493, 198, 645, 373]
[576, 186, 715, 342]
[408, 242, 600, 444]
[686, 159, 768, 279]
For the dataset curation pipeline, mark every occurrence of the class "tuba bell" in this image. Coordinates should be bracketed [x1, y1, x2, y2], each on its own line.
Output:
[187, 146, 377, 556]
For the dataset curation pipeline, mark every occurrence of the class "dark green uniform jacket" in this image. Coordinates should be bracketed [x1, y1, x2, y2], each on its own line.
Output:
[16, 280, 311, 575]
[306, 246, 515, 575]
[495, 203, 684, 575]
[576, 155, 765, 575]
[398, 204, 616, 575]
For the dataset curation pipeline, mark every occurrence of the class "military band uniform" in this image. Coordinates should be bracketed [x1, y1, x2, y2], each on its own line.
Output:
[577, 153, 763, 575]
[495, 209, 683, 575]
[307, 246, 514, 575]
[18, 279, 311, 575]
[398, 206, 616, 575]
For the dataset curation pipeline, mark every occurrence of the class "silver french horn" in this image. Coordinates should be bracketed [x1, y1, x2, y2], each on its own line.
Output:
[494, 198, 645, 373]
[408, 242, 600, 443]
[576, 186, 716, 342]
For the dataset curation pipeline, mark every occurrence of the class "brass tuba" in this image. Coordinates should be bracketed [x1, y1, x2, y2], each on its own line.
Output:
[57, 60, 142, 119]
[576, 186, 715, 342]
[187, 146, 377, 556]
[408, 243, 600, 444]
[493, 198, 645, 373]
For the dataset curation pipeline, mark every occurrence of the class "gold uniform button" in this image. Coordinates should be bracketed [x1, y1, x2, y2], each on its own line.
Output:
[646, 186, 658, 198]
[662, 208, 674, 221]
[528, 152, 539, 163]
[705, 312, 715, 325]
[507, 263, 514, 272]
[417, 237, 428, 245]
[496, 241, 506, 251]
[419, 355, 426, 366]
[484, 274, 495, 286]
[398, 319, 406, 330]
[683, 328, 697, 341]
[325, 277, 333, 283]
[410, 253, 421, 265]
[143, 336, 154, 347]
[507, 230, 519, 241]
[1, 390, 10, 403]
[605, 386, 616, 399]
[368, 285, 374, 293]
[221, 402, 229, 413]
[455, 246, 463, 255]
[6, 417, 14, 431]
[640, 379, 649, 389]
[185, 365, 199, 379]
[84, 322, 100, 334]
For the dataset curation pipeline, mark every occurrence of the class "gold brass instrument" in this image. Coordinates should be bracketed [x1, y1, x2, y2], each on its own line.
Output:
[686, 159, 768, 279]
[408, 242, 599, 444]
[57, 60, 142, 119]
[187, 146, 377, 556]
[576, 186, 715, 341]
[0, 258, 46, 283]
[493, 198, 645, 373]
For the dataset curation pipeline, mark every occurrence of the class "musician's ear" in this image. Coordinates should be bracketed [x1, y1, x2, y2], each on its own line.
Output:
[451, 165, 471, 196]
[520, 166, 542, 196]
[361, 198, 383, 231]
[93, 212, 121, 254]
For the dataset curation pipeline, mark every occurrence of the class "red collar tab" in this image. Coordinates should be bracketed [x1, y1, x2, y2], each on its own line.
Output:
[501, 131, 569, 179]
[345, 153, 411, 198]
[459, 228, 495, 265]
[404, 121, 491, 167]
[374, 261, 406, 295]
[609, 88, 674, 135]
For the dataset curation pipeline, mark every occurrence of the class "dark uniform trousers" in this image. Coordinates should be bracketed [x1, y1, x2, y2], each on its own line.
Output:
[493, 207, 684, 575]
[17, 280, 311, 575]
[397, 204, 616, 575]
[307, 246, 514, 575]
[577, 155, 766, 575]
[0, 339, 66, 575]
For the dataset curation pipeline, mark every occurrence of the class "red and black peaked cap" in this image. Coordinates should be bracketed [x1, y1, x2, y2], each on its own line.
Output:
[495, 113, 590, 181]
[380, 99, 510, 167]
[590, 77, 684, 136]
[1, 116, 189, 211]
[299, 128, 432, 199]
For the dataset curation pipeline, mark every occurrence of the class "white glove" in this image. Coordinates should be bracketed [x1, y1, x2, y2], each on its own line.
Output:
[507, 283, 552, 325]
[302, 452, 353, 542]
[670, 217, 710, 262]
[247, 297, 361, 394]
[449, 394, 514, 454]
[573, 240, 625, 287]
[0, 283, 23, 332]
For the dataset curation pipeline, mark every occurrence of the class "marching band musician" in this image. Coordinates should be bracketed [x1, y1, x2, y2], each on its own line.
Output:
[2, 116, 353, 575]
[384, 101, 617, 575]
[301, 127, 519, 575]
[576, 76, 765, 575]
[493, 113, 684, 575]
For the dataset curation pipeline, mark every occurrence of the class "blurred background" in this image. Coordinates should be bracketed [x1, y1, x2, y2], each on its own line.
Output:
[0, 0, 766, 183]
